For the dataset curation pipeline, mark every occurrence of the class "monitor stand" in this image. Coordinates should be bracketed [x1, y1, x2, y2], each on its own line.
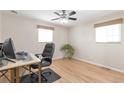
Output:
[0, 57, 16, 63]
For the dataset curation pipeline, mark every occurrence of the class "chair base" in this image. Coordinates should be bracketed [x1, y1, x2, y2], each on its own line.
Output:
[42, 71, 52, 82]
[29, 71, 52, 82]
[22, 66, 52, 82]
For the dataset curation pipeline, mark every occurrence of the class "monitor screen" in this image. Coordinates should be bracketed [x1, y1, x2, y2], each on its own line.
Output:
[3, 38, 16, 59]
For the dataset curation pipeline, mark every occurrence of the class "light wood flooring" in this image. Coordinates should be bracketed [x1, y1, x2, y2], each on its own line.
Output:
[1, 59, 124, 83]
[51, 59, 124, 83]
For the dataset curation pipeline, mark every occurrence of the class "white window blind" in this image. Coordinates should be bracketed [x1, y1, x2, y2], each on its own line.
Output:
[37, 25, 53, 42]
[95, 24, 121, 43]
[94, 18, 122, 43]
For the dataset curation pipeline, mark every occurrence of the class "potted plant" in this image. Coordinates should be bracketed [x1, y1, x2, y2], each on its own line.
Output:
[60, 44, 75, 59]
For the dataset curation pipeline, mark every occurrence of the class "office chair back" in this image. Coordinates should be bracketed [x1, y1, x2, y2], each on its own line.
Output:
[42, 43, 55, 58]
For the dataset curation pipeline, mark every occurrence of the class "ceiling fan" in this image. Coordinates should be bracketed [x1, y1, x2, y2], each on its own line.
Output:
[51, 10, 77, 24]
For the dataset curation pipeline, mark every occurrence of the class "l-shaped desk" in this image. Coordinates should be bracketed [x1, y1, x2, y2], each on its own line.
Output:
[0, 53, 41, 83]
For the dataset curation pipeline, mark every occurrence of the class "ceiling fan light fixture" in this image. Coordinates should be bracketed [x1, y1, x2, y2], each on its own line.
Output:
[52, 10, 77, 24]
[60, 18, 68, 24]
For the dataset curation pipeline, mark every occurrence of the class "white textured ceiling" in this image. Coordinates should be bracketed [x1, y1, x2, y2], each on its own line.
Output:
[1, 10, 123, 27]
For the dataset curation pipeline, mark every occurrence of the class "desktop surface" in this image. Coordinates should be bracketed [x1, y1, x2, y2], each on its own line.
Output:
[0, 52, 33, 64]
[0, 53, 40, 71]
[0, 53, 33, 67]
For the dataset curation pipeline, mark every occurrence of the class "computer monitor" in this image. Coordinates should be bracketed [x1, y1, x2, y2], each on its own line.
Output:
[2, 38, 16, 62]
[2, 38, 31, 63]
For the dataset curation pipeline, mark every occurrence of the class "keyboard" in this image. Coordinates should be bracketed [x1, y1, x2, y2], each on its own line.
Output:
[16, 51, 32, 61]
[16, 51, 28, 56]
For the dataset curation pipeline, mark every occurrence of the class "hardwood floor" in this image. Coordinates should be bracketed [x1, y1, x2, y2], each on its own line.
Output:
[1, 59, 124, 83]
[51, 59, 124, 83]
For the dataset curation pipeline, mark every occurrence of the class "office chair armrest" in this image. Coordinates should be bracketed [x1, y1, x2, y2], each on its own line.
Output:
[35, 53, 42, 58]
[42, 57, 51, 59]
[42, 57, 52, 62]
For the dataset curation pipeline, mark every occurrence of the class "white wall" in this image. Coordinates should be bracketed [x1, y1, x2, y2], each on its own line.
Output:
[69, 12, 124, 72]
[0, 13, 2, 42]
[1, 14, 69, 59]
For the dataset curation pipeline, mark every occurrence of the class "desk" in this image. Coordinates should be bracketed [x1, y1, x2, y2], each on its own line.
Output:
[0, 53, 41, 83]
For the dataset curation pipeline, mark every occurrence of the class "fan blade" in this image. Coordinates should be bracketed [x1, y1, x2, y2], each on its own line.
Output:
[69, 17, 77, 20]
[62, 10, 66, 14]
[69, 11, 76, 16]
[51, 18, 61, 20]
[54, 12, 61, 16]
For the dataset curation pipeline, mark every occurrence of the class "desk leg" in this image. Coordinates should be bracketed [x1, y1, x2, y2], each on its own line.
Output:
[38, 64, 41, 83]
[9, 68, 20, 83]
[15, 68, 20, 83]
[9, 69, 14, 83]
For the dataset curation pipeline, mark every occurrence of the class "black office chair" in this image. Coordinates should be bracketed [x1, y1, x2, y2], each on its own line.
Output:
[30, 43, 55, 82]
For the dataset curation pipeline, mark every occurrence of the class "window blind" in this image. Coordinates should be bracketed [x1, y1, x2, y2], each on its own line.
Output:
[94, 18, 123, 28]
[37, 25, 54, 30]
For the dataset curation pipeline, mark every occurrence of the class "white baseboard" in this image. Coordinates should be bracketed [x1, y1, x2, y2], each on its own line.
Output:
[53, 57, 63, 60]
[73, 57, 124, 74]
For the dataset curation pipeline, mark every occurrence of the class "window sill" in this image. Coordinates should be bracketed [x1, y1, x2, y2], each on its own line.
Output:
[96, 42, 121, 44]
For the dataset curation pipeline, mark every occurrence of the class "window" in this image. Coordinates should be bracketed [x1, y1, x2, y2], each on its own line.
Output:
[37, 25, 53, 42]
[94, 18, 123, 43]
[95, 24, 121, 43]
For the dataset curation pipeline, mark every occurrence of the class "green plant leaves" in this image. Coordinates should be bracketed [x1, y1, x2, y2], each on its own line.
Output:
[60, 44, 75, 59]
